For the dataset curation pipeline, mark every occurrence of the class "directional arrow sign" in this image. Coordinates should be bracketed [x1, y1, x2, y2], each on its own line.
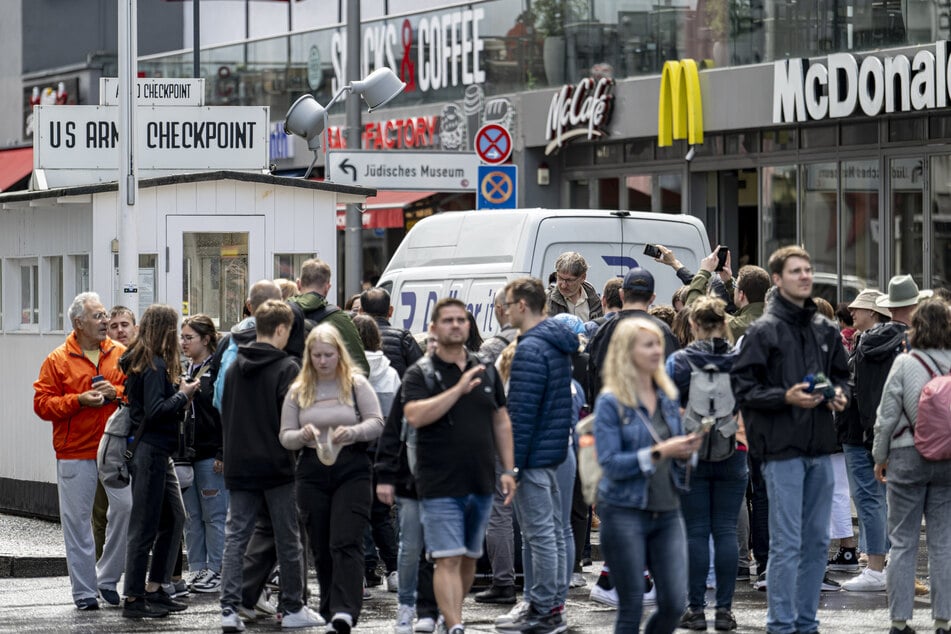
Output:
[326, 150, 478, 191]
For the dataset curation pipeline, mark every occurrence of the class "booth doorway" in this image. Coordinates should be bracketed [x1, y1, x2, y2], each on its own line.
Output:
[166, 215, 266, 331]
[694, 169, 759, 269]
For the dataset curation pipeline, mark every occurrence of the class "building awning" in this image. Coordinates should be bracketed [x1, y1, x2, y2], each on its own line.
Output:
[335, 190, 435, 230]
[0, 148, 33, 193]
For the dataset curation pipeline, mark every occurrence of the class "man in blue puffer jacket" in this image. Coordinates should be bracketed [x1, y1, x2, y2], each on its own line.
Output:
[499, 277, 578, 634]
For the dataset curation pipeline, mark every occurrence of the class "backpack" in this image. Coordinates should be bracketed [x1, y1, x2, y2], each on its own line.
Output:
[97, 403, 144, 488]
[910, 353, 951, 461]
[683, 360, 737, 462]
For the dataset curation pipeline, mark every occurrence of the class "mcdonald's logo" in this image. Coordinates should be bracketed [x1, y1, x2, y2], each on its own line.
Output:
[657, 59, 704, 147]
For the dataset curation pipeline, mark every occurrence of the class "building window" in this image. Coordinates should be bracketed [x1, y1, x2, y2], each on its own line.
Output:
[71, 254, 90, 296]
[801, 162, 838, 303]
[46, 256, 64, 331]
[274, 254, 317, 281]
[761, 165, 798, 260]
[18, 260, 39, 330]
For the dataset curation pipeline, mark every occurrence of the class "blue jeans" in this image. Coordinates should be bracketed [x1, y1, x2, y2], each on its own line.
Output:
[522, 451, 576, 607]
[219, 483, 304, 614]
[841, 443, 889, 555]
[599, 503, 687, 634]
[514, 465, 564, 614]
[681, 451, 748, 610]
[762, 456, 833, 634]
[397, 497, 423, 607]
[124, 442, 186, 599]
[181, 457, 229, 573]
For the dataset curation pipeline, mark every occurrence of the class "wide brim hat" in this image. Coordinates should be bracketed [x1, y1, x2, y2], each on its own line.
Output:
[875, 275, 933, 308]
[848, 289, 891, 318]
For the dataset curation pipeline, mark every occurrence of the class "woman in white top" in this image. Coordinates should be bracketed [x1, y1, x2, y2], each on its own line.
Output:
[280, 323, 384, 634]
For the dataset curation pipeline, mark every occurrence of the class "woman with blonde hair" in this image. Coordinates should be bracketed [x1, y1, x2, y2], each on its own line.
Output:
[280, 323, 384, 633]
[595, 318, 703, 633]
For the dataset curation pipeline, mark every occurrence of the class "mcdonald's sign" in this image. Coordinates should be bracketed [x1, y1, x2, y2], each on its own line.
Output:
[657, 59, 704, 147]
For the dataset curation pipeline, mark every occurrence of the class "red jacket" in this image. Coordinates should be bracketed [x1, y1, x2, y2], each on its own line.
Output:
[33, 332, 126, 460]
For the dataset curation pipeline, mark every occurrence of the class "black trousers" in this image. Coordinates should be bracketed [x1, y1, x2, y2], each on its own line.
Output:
[298, 447, 372, 623]
[748, 452, 769, 571]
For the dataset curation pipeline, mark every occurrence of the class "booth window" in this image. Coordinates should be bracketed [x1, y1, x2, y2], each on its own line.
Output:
[71, 255, 89, 296]
[16, 259, 38, 330]
[46, 256, 63, 331]
[274, 254, 317, 281]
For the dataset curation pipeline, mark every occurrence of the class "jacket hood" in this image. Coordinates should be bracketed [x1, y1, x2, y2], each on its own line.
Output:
[290, 291, 328, 313]
[857, 321, 908, 361]
[521, 318, 580, 354]
[230, 316, 258, 344]
[683, 338, 737, 370]
[366, 350, 397, 384]
[767, 293, 818, 326]
[235, 341, 290, 376]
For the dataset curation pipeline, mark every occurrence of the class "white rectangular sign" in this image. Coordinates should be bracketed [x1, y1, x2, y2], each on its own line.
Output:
[326, 150, 478, 191]
[34, 105, 268, 174]
[100, 78, 205, 106]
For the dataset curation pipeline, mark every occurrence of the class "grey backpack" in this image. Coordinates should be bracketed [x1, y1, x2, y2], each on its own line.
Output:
[683, 360, 738, 462]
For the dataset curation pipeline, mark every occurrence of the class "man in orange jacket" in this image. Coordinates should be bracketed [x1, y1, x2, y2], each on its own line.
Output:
[33, 291, 131, 610]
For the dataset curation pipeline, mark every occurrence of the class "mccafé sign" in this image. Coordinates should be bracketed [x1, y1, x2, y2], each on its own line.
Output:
[774, 42, 951, 123]
[545, 77, 615, 155]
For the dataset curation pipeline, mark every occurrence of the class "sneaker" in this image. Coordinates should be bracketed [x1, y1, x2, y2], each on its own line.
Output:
[475, 584, 517, 604]
[189, 568, 212, 588]
[162, 578, 190, 598]
[842, 568, 885, 592]
[192, 569, 222, 593]
[387, 571, 400, 593]
[753, 572, 767, 591]
[237, 604, 257, 621]
[99, 587, 121, 606]
[736, 567, 751, 581]
[495, 607, 566, 633]
[267, 568, 281, 590]
[679, 608, 706, 631]
[255, 589, 278, 616]
[329, 612, 354, 634]
[448, 627, 465, 634]
[283, 606, 326, 629]
[123, 598, 169, 619]
[569, 572, 586, 588]
[363, 578, 371, 599]
[415, 617, 437, 633]
[888, 627, 917, 634]
[643, 575, 656, 606]
[75, 596, 100, 610]
[820, 574, 842, 592]
[495, 601, 532, 627]
[589, 584, 619, 608]
[827, 547, 860, 573]
[714, 608, 737, 631]
[914, 578, 930, 595]
[395, 604, 416, 634]
[222, 606, 247, 632]
[146, 588, 188, 611]
[366, 569, 384, 587]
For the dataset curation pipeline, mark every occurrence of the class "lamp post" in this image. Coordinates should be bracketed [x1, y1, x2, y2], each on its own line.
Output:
[345, 0, 361, 298]
[118, 0, 139, 317]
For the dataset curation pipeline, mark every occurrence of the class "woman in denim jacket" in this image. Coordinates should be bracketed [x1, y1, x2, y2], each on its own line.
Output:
[594, 318, 703, 633]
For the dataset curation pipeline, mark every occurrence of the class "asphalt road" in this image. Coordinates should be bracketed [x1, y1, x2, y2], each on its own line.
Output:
[0, 562, 936, 633]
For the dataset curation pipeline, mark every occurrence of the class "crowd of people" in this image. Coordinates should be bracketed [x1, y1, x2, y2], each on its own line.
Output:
[30, 247, 951, 634]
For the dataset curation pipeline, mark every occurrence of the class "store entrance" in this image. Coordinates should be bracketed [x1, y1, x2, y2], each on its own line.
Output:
[693, 169, 759, 270]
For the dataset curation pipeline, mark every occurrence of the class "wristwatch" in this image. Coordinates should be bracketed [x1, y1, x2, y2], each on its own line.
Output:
[502, 468, 519, 478]
[651, 449, 663, 461]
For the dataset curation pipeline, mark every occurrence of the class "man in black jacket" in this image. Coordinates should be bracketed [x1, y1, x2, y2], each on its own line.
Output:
[359, 287, 422, 378]
[731, 246, 849, 634]
[218, 300, 322, 631]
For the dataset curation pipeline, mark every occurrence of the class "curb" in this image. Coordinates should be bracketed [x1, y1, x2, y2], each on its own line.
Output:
[0, 555, 69, 578]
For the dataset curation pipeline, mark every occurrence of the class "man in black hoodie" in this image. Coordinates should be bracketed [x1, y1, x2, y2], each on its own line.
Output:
[731, 246, 849, 634]
[218, 300, 323, 632]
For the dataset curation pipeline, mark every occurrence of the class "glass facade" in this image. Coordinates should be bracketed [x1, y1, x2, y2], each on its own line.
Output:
[140, 0, 951, 118]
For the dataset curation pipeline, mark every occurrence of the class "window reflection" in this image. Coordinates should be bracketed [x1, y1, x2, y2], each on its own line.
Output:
[762, 165, 798, 258]
[891, 158, 924, 289]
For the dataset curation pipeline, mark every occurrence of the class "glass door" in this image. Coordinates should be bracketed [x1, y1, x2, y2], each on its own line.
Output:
[166, 215, 266, 331]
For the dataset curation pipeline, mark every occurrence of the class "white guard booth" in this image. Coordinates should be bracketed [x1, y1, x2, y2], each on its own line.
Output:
[0, 170, 374, 517]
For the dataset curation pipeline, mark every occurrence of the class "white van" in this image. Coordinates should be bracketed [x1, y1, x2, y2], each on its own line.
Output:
[378, 208, 712, 335]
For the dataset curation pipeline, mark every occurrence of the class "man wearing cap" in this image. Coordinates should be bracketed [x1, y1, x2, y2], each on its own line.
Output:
[731, 246, 849, 634]
[843, 276, 931, 593]
[585, 267, 679, 403]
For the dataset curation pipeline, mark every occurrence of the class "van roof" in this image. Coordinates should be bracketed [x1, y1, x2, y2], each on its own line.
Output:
[384, 208, 707, 272]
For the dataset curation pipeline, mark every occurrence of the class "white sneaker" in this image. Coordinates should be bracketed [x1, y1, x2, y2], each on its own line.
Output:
[842, 568, 886, 592]
[569, 572, 587, 588]
[387, 571, 400, 593]
[282, 606, 325, 628]
[192, 570, 222, 593]
[415, 616, 437, 633]
[255, 589, 278, 616]
[494, 600, 531, 627]
[222, 607, 247, 632]
[395, 604, 416, 634]
[237, 604, 257, 622]
[589, 584, 619, 608]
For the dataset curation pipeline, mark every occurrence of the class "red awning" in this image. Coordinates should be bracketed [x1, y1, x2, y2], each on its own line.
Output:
[0, 148, 33, 192]
[336, 191, 435, 230]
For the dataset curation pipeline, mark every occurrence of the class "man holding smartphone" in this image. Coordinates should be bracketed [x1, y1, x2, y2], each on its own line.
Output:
[685, 246, 770, 342]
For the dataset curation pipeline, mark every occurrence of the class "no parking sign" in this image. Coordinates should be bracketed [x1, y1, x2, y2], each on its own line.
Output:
[477, 164, 517, 209]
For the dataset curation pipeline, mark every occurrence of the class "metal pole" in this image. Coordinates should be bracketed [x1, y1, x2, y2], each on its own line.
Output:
[118, 0, 140, 316]
[344, 0, 362, 297]
[193, 0, 200, 79]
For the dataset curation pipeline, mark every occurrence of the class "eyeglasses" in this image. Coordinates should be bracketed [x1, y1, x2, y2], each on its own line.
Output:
[180, 334, 197, 341]
[501, 300, 520, 308]
[89, 312, 108, 320]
